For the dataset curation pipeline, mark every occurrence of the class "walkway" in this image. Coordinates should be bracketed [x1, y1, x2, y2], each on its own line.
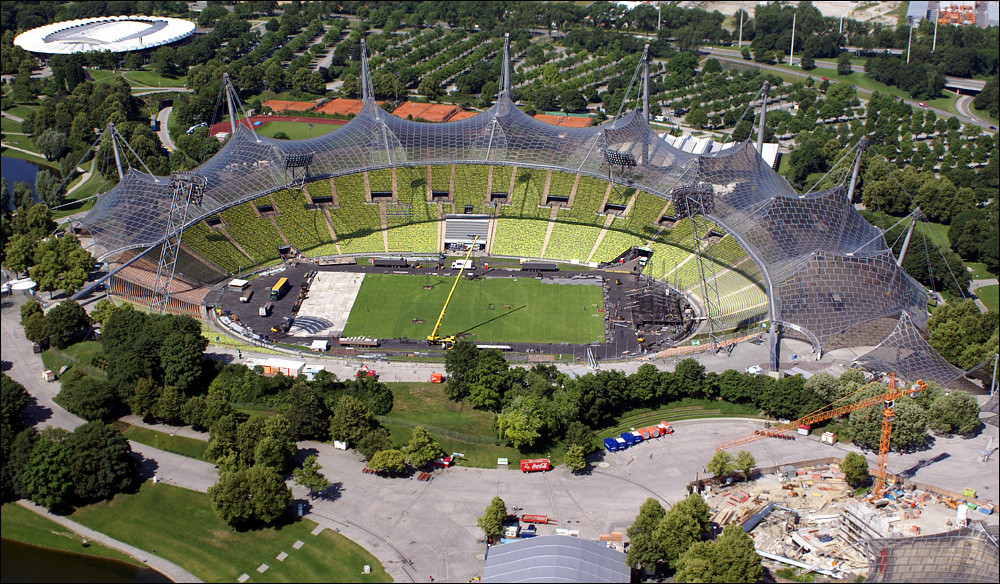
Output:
[15, 500, 203, 583]
[969, 278, 999, 313]
[157, 106, 176, 151]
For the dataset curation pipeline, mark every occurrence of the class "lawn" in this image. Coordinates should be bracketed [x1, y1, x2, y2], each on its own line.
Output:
[1, 503, 142, 567]
[596, 398, 760, 440]
[120, 424, 209, 460]
[1, 115, 23, 133]
[340, 273, 604, 344]
[70, 482, 391, 583]
[976, 284, 999, 313]
[917, 220, 951, 248]
[379, 382, 564, 468]
[965, 262, 997, 281]
[256, 120, 341, 140]
[41, 341, 107, 379]
[122, 69, 187, 88]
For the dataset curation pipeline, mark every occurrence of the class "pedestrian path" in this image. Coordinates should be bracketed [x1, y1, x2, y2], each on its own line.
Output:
[16, 499, 203, 583]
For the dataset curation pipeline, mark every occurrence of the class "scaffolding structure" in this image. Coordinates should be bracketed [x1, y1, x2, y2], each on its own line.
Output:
[865, 522, 999, 583]
[77, 34, 969, 388]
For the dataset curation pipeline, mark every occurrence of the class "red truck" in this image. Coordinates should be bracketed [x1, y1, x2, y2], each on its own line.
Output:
[520, 458, 550, 472]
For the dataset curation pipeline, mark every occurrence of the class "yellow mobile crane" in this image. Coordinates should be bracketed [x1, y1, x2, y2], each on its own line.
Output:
[428, 236, 478, 347]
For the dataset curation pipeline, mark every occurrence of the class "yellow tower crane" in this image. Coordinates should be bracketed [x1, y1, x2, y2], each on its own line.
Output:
[427, 236, 478, 348]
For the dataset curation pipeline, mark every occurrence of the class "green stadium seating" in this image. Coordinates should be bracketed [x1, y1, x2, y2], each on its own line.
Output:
[219, 202, 283, 263]
[430, 165, 451, 194]
[546, 171, 576, 200]
[367, 169, 393, 194]
[330, 173, 385, 253]
[592, 218, 646, 262]
[452, 165, 489, 214]
[387, 222, 438, 253]
[271, 188, 335, 253]
[492, 218, 547, 257]
[500, 168, 548, 219]
[491, 166, 513, 194]
[544, 223, 603, 262]
[180, 221, 250, 274]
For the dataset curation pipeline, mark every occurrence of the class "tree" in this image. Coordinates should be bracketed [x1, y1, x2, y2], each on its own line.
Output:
[837, 53, 853, 76]
[841, 452, 869, 488]
[284, 382, 328, 440]
[444, 340, 479, 400]
[368, 449, 407, 474]
[564, 421, 596, 454]
[495, 397, 543, 449]
[560, 88, 587, 113]
[656, 494, 710, 568]
[477, 496, 507, 543]
[292, 455, 330, 498]
[89, 298, 119, 326]
[626, 497, 666, 570]
[209, 465, 292, 527]
[685, 107, 709, 129]
[735, 450, 756, 482]
[707, 450, 735, 479]
[159, 330, 207, 393]
[35, 129, 67, 161]
[154, 385, 186, 424]
[849, 396, 928, 451]
[403, 426, 444, 468]
[564, 444, 587, 474]
[356, 426, 392, 460]
[1, 374, 30, 431]
[928, 391, 981, 435]
[21, 428, 73, 511]
[66, 421, 137, 503]
[675, 525, 762, 583]
[57, 376, 119, 422]
[329, 395, 376, 447]
[40, 298, 90, 349]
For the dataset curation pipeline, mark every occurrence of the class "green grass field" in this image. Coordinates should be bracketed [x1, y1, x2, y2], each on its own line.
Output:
[256, 121, 341, 140]
[70, 482, 391, 583]
[340, 273, 604, 344]
[976, 284, 999, 313]
[1, 503, 142, 567]
[120, 424, 209, 460]
[379, 382, 553, 467]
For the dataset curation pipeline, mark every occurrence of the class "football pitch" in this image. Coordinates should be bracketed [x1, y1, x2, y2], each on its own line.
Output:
[340, 274, 605, 344]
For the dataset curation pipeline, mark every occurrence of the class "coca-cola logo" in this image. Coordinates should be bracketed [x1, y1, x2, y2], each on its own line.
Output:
[521, 459, 549, 470]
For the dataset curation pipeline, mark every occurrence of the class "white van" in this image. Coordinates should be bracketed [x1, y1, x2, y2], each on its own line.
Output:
[451, 260, 474, 270]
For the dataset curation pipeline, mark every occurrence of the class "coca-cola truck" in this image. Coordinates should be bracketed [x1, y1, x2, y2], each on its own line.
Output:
[520, 458, 550, 473]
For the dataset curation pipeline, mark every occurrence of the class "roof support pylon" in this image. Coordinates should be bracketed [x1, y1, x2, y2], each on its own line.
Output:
[499, 33, 511, 99]
[847, 136, 868, 204]
[360, 38, 374, 103]
[756, 81, 770, 155]
[897, 207, 924, 267]
[107, 122, 124, 181]
[222, 73, 238, 134]
[641, 44, 650, 123]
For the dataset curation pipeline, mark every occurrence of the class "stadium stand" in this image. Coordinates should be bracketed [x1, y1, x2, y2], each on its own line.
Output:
[453, 165, 490, 214]
[500, 168, 548, 219]
[492, 218, 548, 258]
[592, 219, 646, 263]
[387, 221, 438, 253]
[271, 188, 335, 253]
[544, 223, 603, 262]
[367, 169, 394, 197]
[430, 165, 452, 197]
[491, 166, 513, 196]
[219, 202, 283, 263]
[180, 220, 251, 274]
[545, 171, 576, 204]
[330, 173, 385, 253]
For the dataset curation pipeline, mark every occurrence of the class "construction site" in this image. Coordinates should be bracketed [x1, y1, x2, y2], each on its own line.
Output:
[699, 458, 998, 581]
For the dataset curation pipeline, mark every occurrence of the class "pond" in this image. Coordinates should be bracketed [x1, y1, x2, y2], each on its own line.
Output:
[0, 538, 171, 583]
[1, 155, 43, 205]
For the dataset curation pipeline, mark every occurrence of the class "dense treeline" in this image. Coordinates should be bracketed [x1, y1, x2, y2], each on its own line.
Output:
[864, 55, 945, 100]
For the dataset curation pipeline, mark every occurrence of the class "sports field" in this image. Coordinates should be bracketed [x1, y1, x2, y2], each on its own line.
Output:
[340, 274, 604, 344]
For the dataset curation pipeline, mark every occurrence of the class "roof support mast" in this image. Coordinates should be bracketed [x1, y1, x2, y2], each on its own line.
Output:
[500, 33, 511, 99]
[756, 81, 770, 154]
[847, 136, 867, 204]
[223, 73, 238, 134]
[107, 122, 124, 180]
[897, 208, 923, 267]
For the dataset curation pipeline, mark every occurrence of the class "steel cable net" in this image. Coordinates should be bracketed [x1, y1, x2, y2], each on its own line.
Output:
[854, 312, 969, 389]
[79, 48, 959, 385]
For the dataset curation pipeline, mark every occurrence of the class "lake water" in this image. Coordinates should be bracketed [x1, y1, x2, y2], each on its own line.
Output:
[0, 538, 171, 583]
[1, 155, 42, 204]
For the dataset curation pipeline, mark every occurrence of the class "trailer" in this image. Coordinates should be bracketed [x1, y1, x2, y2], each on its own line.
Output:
[429, 372, 444, 383]
[521, 514, 556, 525]
[373, 257, 409, 268]
[520, 261, 558, 272]
[604, 437, 619, 452]
[657, 421, 674, 434]
[620, 432, 637, 447]
[520, 458, 550, 473]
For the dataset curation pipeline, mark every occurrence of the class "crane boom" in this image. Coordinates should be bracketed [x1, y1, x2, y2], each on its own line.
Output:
[716, 373, 926, 497]
[428, 236, 478, 346]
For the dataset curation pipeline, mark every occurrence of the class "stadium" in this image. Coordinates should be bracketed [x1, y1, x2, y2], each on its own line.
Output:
[75, 36, 971, 389]
[13, 15, 195, 55]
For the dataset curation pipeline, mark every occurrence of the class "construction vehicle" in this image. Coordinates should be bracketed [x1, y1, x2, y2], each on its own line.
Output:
[427, 236, 478, 348]
[716, 373, 927, 498]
